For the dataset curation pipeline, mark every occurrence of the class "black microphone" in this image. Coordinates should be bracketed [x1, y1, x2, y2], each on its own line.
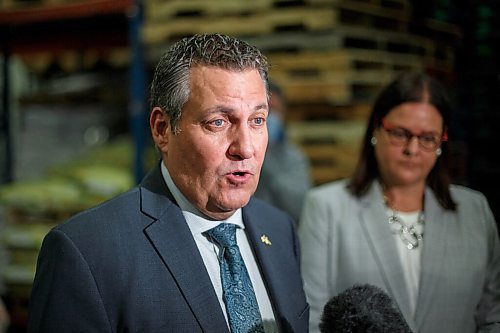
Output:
[320, 284, 413, 333]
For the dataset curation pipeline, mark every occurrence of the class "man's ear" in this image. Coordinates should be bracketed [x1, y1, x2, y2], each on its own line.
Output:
[150, 107, 170, 152]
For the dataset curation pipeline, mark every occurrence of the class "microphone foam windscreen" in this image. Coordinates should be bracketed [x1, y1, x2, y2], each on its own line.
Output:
[320, 284, 412, 333]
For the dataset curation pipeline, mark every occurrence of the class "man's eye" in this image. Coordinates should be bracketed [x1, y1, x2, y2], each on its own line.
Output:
[253, 117, 265, 125]
[210, 119, 225, 127]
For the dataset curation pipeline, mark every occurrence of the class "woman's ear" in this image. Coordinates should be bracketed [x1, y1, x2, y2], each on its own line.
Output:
[150, 107, 170, 152]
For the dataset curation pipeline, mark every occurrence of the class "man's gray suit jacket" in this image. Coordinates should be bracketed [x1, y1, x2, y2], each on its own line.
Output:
[27, 165, 309, 332]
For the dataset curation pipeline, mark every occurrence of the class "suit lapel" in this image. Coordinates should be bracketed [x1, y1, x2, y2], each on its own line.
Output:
[140, 166, 229, 332]
[242, 201, 304, 332]
[414, 188, 452, 328]
[358, 182, 416, 331]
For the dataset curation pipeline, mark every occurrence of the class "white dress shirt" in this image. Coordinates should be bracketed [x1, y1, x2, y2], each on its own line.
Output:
[386, 209, 423, 319]
[161, 163, 278, 332]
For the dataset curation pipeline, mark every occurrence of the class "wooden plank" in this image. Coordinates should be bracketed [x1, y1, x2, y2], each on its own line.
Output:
[142, 7, 339, 44]
[268, 49, 424, 75]
[144, 0, 341, 20]
[304, 0, 340, 4]
[339, 0, 410, 11]
[145, 0, 273, 22]
[244, 31, 345, 53]
[270, 63, 409, 105]
[287, 102, 371, 121]
[278, 80, 353, 104]
[329, 0, 414, 34]
[336, 0, 411, 27]
[287, 120, 365, 184]
[287, 120, 366, 143]
[301, 143, 360, 184]
[246, 25, 455, 71]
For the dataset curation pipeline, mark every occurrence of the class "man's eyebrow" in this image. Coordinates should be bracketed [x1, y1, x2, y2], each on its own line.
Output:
[205, 103, 268, 114]
[204, 106, 233, 114]
[254, 103, 268, 112]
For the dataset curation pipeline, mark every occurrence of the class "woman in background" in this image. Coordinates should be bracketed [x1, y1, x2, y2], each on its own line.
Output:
[299, 72, 500, 333]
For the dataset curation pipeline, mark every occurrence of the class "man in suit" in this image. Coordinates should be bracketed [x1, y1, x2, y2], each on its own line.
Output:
[27, 33, 309, 333]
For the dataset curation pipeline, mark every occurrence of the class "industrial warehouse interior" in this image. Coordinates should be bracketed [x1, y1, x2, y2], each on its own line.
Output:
[0, 0, 499, 331]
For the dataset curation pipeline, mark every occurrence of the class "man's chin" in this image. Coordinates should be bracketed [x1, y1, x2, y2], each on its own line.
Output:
[206, 195, 252, 219]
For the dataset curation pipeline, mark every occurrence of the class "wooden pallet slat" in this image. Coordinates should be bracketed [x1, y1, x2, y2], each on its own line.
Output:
[244, 31, 345, 53]
[145, 0, 273, 22]
[336, 0, 411, 30]
[287, 120, 365, 184]
[287, 102, 371, 121]
[280, 80, 352, 104]
[269, 49, 424, 74]
[268, 49, 425, 104]
[246, 25, 455, 72]
[142, 7, 339, 44]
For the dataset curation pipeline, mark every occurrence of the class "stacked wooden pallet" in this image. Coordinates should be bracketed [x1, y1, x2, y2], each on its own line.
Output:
[142, 0, 456, 100]
[143, 1, 339, 43]
[287, 120, 366, 184]
[142, 0, 457, 185]
[267, 49, 424, 105]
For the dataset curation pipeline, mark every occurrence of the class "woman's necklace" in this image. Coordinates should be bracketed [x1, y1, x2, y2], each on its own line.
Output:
[383, 193, 425, 250]
[387, 209, 425, 250]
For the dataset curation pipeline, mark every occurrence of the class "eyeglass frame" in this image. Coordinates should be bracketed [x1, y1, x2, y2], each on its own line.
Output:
[379, 118, 448, 152]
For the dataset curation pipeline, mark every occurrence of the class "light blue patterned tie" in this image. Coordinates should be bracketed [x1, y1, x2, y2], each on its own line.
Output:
[207, 223, 265, 333]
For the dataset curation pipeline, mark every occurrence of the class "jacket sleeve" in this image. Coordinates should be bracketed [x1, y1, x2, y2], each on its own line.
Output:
[298, 190, 333, 333]
[27, 229, 112, 333]
[476, 195, 500, 332]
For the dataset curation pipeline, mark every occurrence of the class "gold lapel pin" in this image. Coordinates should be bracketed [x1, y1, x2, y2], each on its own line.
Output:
[260, 234, 272, 246]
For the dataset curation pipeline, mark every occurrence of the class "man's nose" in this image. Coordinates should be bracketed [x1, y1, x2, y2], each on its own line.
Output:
[228, 125, 254, 160]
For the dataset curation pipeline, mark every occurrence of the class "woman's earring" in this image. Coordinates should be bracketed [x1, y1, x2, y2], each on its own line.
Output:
[370, 137, 377, 146]
[436, 147, 442, 156]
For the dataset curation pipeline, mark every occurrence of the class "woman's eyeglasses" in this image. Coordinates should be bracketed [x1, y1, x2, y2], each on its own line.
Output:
[381, 119, 448, 152]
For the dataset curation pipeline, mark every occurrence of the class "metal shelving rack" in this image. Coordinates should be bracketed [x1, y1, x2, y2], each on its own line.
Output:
[0, 1, 145, 329]
[0, 0, 146, 185]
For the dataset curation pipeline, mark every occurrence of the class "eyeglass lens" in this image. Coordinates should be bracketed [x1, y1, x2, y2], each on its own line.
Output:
[381, 119, 444, 151]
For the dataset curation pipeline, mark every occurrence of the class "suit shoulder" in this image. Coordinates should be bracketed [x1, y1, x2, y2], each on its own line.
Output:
[449, 184, 496, 221]
[306, 179, 351, 201]
[450, 184, 489, 205]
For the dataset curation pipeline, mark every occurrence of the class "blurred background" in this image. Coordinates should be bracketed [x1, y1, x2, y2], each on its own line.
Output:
[0, 0, 498, 331]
